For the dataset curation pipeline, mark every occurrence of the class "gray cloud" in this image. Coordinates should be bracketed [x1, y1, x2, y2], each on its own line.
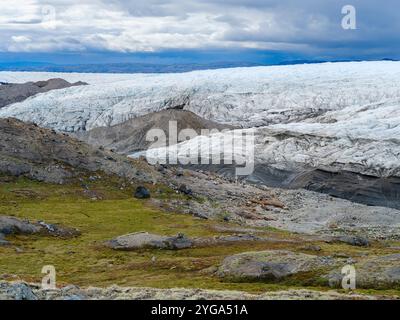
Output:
[0, 0, 398, 57]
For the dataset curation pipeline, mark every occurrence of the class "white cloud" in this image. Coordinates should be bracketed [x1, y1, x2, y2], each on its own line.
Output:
[12, 35, 31, 43]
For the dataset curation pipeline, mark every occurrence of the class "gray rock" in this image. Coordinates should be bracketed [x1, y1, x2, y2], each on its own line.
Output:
[0, 232, 9, 246]
[215, 234, 260, 243]
[217, 250, 338, 281]
[0, 216, 41, 235]
[335, 236, 370, 247]
[302, 245, 322, 252]
[0, 282, 38, 300]
[106, 232, 193, 250]
[0, 216, 80, 244]
[327, 254, 400, 289]
[63, 294, 84, 300]
[178, 184, 193, 196]
[134, 186, 151, 199]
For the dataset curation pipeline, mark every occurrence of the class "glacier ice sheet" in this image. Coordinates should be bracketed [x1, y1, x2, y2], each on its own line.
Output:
[1, 61, 400, 178]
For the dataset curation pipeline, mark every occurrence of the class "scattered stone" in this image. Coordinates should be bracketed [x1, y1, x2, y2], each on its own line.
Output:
[37, 221, 80, 238]
[134, 186, 151, 199]
[106, 232, 193, 250]
[217, 250, 338, 281]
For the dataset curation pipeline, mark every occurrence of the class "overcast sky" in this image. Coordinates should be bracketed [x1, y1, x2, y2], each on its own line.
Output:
[0, 0, 398, 64]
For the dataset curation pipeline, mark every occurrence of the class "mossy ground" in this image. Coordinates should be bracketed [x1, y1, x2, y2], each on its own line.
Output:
[0, 175, 399, 296]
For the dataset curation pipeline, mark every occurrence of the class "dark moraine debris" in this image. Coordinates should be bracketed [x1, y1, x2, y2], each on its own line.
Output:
[287, 169, 400, 210]
[75, 109, 235, 154]
[197, 163, 400, 210]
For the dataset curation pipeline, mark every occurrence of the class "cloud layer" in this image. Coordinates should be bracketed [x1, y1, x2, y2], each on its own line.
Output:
[0, 0, 398, 58]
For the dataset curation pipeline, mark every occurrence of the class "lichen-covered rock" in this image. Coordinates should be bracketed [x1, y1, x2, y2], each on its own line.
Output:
[0, 281, 392, 300]
[334, 235, 370, 247]
[326, 254, 400, 289]
[0, 216, 80, 242]
[0, 216, 41, 235]
[106, 232, 193, 250]
[217, 250, 339, 281]
[0, 282, 38, 300]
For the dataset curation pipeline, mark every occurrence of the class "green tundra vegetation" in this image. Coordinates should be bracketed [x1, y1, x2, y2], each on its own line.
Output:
[0, 174, 399, 296]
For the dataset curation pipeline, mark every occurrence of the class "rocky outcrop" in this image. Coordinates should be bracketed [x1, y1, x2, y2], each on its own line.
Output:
[106, 232, 193, 250]
[0, 216, 41, 235]
[327, 254, 400, 289]
[0, 79, 86, 109]
[217, 250, 341, 281]
[105, 231, 301, 251]
[0, 118, 156, 184]
[0, 281, 393, 300]
[332, 235, 370, 247]
[0, 216, 80, 244]
[217, 250, 400, 290]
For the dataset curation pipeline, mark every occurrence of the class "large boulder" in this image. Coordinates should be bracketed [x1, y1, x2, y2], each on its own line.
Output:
[0, 216, 41, 235]
[134, 186, 151, 199]
[217, 250, 339, 281]
[0, 216, 80, 240]
[106, 232, 193, 250]
[334, 235, 370, 247]
[326, 254, 400, 289]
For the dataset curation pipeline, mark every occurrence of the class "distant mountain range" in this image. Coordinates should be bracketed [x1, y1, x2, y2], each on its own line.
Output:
[0, 62, 261, 73]
[0, 59, 397, 74]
